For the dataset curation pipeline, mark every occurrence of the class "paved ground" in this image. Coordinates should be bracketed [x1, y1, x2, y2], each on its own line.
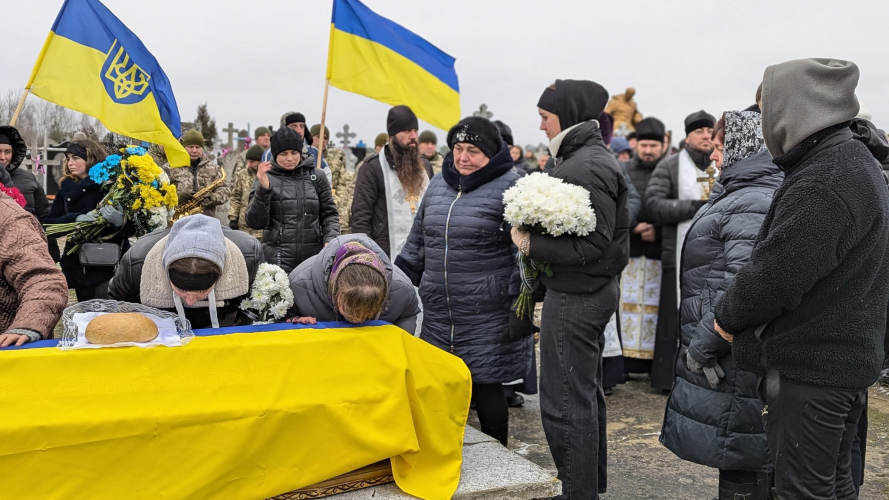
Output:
[469, 374, 889, 499]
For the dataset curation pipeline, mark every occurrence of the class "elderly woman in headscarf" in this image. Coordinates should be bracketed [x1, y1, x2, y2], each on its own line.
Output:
[660, 110, 783, 500]
[396, 116, 532, 447]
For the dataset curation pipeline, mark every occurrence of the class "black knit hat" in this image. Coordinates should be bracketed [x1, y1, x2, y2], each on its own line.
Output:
[245, 144, 263, 162]
[271, 126, 304, 161]
[493, 120, 514, 146]
[284, 112, 307, 127]
[447, 117, 502, 159]
[537, 79, 609, 130]
[684, 110, 716, 135]
[636, 117, 666, 142]
[419, 130, 437, 144]
[387, 105, 418, 136]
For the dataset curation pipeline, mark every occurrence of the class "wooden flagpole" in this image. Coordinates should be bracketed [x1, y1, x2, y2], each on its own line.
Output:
[9, 88, 31, 127]
[316, 79, 330, 171]
[317, 4, 337, 173]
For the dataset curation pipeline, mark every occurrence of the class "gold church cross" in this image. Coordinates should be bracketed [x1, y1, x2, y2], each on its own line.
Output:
[697, 162, 717, 200]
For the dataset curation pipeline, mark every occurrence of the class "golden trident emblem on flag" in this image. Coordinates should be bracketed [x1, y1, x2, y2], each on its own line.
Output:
[102, 40, 151, 103]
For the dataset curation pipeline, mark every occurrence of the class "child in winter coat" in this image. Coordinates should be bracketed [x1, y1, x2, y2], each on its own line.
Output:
[245, 127, 339, 273]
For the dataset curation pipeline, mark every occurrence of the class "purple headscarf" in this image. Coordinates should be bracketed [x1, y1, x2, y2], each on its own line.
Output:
[327, 241, 388, 300]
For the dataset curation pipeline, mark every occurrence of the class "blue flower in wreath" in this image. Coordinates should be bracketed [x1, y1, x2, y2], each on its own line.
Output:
[126, 146, 147, 156]
[89, 163, 112, 184]
[105, 155, 122, 167]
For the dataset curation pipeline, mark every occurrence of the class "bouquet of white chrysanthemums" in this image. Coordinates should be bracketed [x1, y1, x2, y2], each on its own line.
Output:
[503, 172, 597, 318]
[240, 263, 294, 324]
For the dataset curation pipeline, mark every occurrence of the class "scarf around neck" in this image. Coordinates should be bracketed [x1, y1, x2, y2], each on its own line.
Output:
[684, 143, 710, 169]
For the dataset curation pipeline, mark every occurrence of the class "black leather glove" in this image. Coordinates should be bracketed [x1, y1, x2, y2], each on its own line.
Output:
[508, 309, 539, 342]
[177, 192, 193, 205]
[229, 220, 239, 230]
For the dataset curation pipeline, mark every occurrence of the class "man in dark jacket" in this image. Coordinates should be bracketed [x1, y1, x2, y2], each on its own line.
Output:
[619, 117, 667, 375]
[511, 80, 629, 499]
[644, 110, 715, 390]
[350, 106, 433, 257]
[714, 58, 889, 500]
[0, 126, 50, 222]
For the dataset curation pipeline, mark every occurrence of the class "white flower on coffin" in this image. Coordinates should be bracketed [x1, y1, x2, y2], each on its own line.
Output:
[240, 264, 294, 324]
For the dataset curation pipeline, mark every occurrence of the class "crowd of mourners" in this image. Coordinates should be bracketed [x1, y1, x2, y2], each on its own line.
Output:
[1, 57, 888, 500]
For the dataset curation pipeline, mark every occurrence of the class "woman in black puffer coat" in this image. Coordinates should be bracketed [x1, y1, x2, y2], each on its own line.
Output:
[45, 140, 130, 302]
[661, 111, 782, 500]
[396, 117, 532, 447]
[246, 127, 340, 273]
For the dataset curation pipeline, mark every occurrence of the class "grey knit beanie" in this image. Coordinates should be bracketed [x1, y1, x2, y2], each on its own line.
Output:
[163, 215, 226, 271]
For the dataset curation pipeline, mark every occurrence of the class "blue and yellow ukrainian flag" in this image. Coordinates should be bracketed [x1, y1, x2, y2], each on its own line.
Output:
[26, 0, 189, 167]
[329, 0, 460, 131]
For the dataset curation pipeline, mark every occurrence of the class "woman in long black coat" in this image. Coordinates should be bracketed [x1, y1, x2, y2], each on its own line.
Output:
[661, 111, 782, 499]
[45, 140, 128, 302]
[396, 117, 532, 447]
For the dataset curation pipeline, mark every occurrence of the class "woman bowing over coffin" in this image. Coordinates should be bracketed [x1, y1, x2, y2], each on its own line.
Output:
[286, 234, 421, 335]
[109, 215, 264, 329]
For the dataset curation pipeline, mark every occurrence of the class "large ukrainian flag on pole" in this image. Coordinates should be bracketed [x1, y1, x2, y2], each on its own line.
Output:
[26, 0, 189, 167]
[328, 0, 460, 131]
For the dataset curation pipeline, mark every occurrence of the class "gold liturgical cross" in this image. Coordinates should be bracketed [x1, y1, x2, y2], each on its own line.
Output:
[405, 194, 419, 214]
[697, 162, 718, 200]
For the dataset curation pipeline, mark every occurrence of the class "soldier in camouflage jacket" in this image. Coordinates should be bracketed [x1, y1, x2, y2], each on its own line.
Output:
[419, 130, 444, 175]
[229, 145, 263, 239]
[312, 125, 356, 234]
[163, 130, 230, 217]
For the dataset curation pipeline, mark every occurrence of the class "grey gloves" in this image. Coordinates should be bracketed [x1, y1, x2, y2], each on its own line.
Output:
[97, 204, 125, 228]
[75, 205, 125, 228]
[682, 348, 725, 390]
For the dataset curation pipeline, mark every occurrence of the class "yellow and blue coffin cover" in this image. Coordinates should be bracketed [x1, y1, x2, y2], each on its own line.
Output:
[329, 0, 461, 131]
[27, 0, 189, 166]
[0, 323, 472, 500]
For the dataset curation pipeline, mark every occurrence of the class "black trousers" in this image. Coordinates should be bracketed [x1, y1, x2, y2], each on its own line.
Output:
[540, 279, 618, 500]
[761, 378, 867, 500]
[472, 383, 509, 447]
[74, 280, 110, 303]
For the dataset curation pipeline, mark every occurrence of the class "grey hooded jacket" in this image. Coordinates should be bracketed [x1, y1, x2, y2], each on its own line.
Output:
[661, 112, 782, 472]
[288, 234, 420, 334]
[715, 58, 889, 389]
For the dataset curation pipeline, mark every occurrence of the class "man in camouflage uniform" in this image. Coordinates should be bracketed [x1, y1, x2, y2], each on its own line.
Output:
[163, 130, 230, 217]
[311, 124, 354, 234]
[228, 144, 263, 239]
[356, 133, 389, 173]
[419, 130, 444, 175]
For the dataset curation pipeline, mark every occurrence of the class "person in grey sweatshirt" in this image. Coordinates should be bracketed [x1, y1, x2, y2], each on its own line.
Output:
[713, 58, 889, 500]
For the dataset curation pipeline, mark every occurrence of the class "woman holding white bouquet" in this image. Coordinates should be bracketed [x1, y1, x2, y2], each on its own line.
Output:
[509, 80, 630, 500]
[396, 117, 532, 447]
[109, 215, 265, 329]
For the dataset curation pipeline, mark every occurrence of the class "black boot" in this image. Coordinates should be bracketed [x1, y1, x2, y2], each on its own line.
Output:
[481, 421, 509, 447]
[718, 473, 771, 500]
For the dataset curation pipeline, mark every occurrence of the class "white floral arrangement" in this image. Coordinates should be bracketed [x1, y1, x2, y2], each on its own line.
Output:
[502, 173, 597, 318]
[239, 263, 294, 324]
[503, 172, 597, 236]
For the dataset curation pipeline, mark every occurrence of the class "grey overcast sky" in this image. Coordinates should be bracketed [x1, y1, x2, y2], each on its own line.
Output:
[3, 0, 888, 150]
